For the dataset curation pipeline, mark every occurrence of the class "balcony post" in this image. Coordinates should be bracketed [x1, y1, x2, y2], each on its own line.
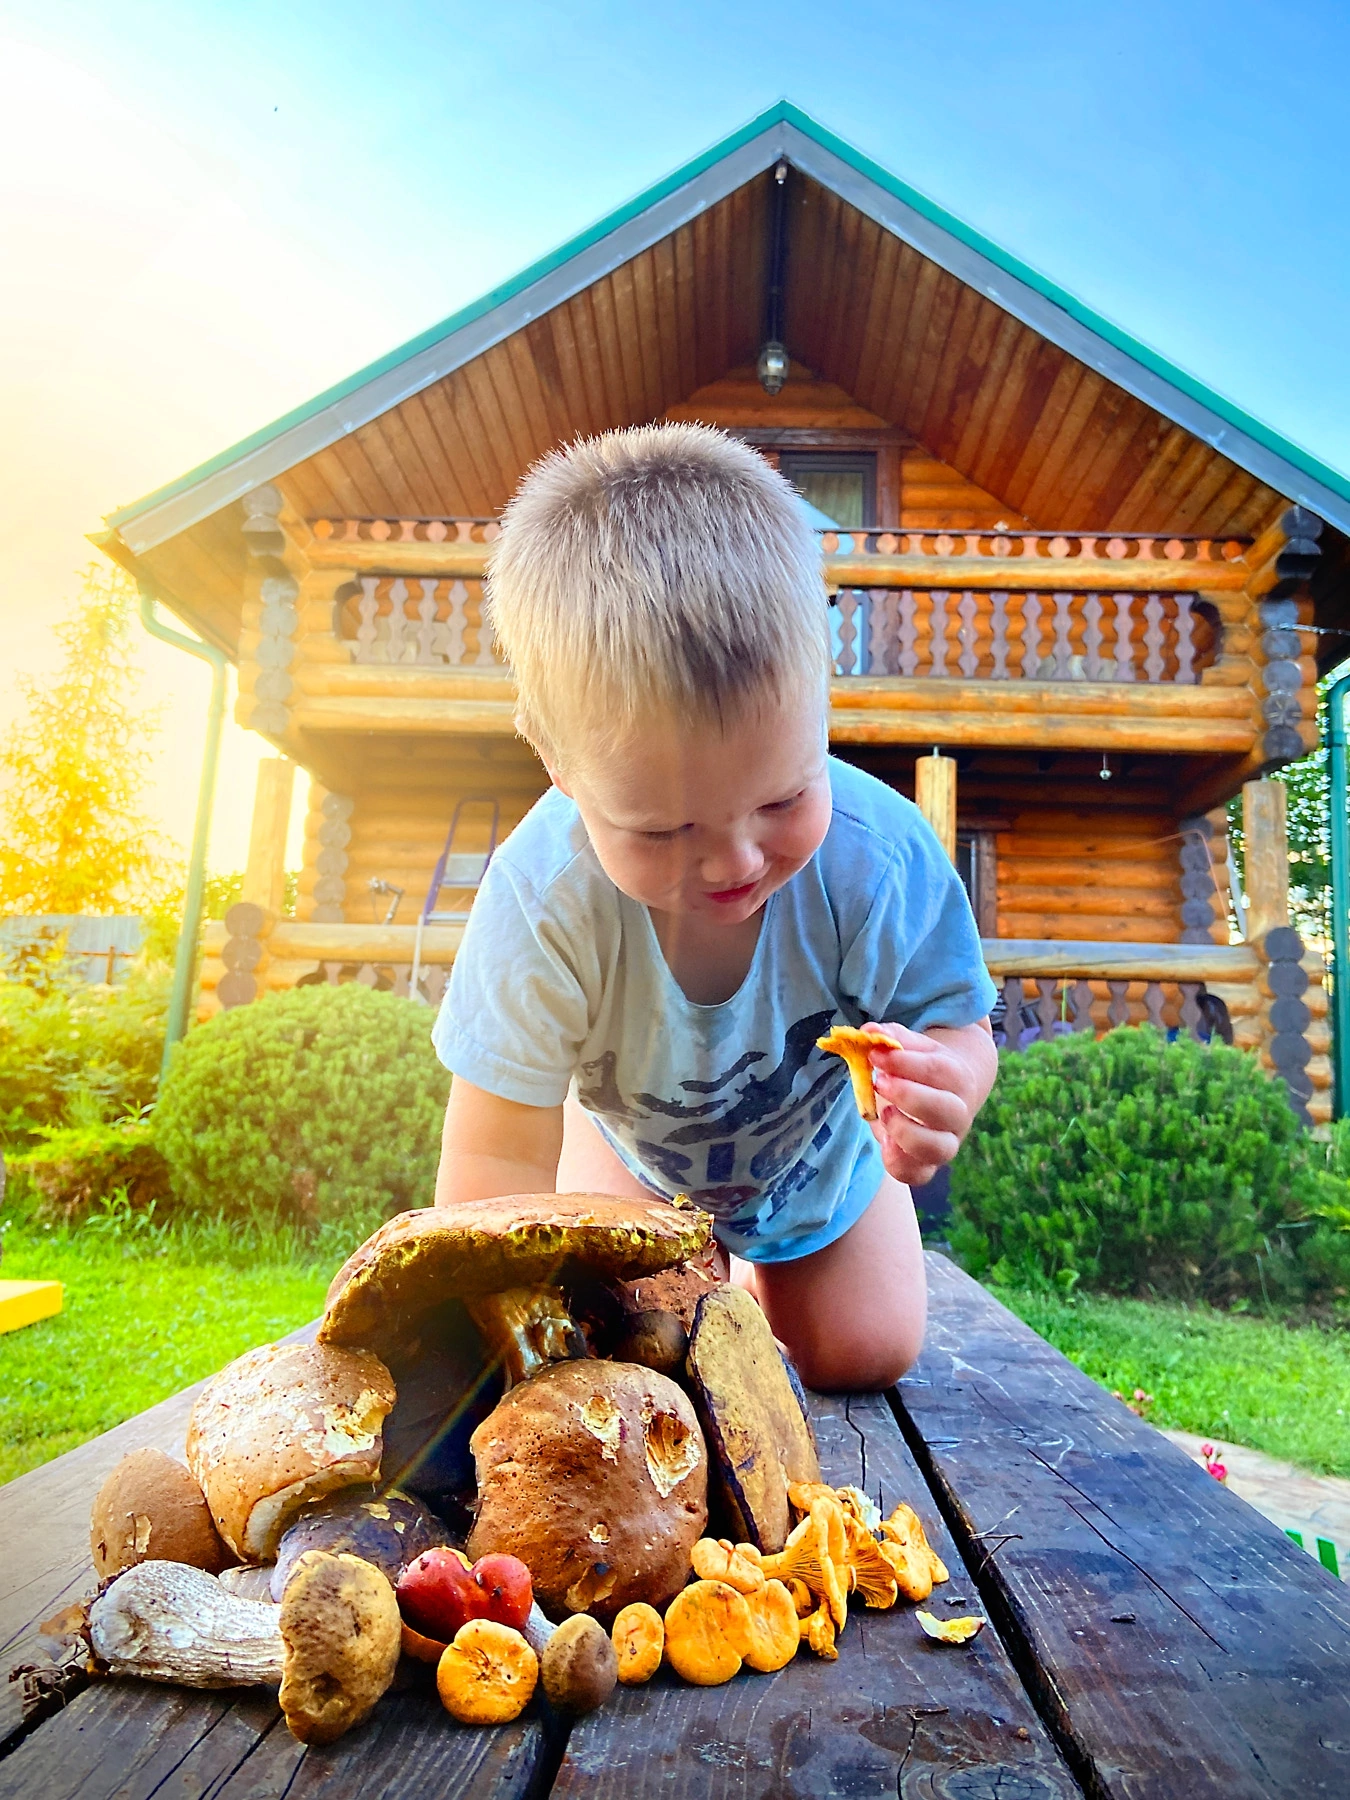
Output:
[915, 751, 957, 863]
[241, 758, 296, 916]
[1241, 778, 1288, 941]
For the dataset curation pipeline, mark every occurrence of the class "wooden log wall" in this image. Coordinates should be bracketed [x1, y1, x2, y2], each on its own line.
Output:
[994, 808, 1184, 945]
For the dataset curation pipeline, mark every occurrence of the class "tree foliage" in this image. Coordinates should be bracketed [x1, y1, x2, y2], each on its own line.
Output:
[0, 563, 166, 915]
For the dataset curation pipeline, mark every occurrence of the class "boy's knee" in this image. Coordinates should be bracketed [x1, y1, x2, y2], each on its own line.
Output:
[788, 1319, 922, 1394]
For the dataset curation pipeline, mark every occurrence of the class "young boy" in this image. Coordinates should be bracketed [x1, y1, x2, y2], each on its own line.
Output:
[432, 424, 998, 1391]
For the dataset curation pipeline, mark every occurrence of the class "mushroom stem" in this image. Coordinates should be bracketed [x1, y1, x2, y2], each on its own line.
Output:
[89, 1562, 284, 1688]
[467, 1285, 588, 1387]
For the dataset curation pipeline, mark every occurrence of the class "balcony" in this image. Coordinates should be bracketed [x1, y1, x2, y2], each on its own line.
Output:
[272, 518, 1258, 754]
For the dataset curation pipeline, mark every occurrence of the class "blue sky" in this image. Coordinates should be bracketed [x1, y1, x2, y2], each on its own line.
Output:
[2, 0, 1347, 861]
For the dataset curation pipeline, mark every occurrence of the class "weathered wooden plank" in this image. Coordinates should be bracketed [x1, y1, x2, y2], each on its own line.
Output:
[895, 1254, 1350, 1800]
[551, 1388, 1078, 1799]
[0, 1675, 549, 1800]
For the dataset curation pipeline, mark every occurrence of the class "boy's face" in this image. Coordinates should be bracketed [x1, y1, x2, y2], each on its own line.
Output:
[550, 694, 831, 925]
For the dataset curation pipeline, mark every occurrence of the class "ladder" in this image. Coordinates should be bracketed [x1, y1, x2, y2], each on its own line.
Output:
[410, 797, 500, 1002]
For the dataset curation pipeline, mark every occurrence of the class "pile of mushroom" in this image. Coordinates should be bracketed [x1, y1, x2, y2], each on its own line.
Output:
[76, 1189, 977, 1743]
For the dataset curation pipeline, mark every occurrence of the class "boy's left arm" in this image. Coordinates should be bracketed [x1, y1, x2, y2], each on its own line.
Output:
[862, 1019, 998, 1188]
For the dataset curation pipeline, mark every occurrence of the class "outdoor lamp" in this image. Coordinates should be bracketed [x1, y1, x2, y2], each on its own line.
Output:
[756, 339, 789, 396]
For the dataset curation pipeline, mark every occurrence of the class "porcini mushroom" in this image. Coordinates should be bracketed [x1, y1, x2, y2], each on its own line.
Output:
[467, 1358, 707, 1622]
[89, 1448, 229, 1578]
[185, 1341, 396, 1560]
[270, 1486, 446, 1600]
[541, 1613, 619, 1714]
[319, 1194, 711, 1389]
[87, 1552, 401, 1744]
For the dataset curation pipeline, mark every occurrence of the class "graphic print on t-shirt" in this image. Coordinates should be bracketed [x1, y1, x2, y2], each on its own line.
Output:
[576, 1006, 845, 1237]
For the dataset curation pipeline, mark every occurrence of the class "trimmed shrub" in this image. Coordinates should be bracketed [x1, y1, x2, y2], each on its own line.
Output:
[0, 967, 167, 1152]
[950, 1026, 1350, 1306]
[8, 1121, 170, 1221]
[154, 984, 451, 1231]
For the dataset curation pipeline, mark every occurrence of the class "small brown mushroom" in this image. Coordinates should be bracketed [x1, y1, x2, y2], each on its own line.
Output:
[612, 1308, 688, 1378]
[541, 1614, 618, 1714]
[186, 1342, 396, 1560]
[87, 1553, 401, 1743]
[90, 1449, 229, 1578]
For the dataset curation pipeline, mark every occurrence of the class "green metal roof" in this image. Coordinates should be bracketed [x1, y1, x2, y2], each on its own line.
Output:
[105, 99, 1350, 551]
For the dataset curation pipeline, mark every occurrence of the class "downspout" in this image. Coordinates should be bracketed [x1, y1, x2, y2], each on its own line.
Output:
[1329, 671, 1350, 1119]
[137, 587, 227, 1083]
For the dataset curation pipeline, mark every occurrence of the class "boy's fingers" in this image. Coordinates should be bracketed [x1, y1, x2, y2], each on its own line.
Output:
[873, 1070, 969, 1132]
[873, 1110, 958, 1180]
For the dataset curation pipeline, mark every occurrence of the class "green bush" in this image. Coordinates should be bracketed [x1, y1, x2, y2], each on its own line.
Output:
[950, 1026, 1350, 1306]
[154, 984, 451, 1231]
[0, 966, 168, 1152]
[8, 1120, 170, 1221]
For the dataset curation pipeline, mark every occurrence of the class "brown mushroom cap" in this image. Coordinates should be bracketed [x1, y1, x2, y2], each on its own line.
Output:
[277, 1550, 402, 1745]
[186, 1343, 396, 1561]
[318, 1194, 712, 1362]
[467, 1359, 707, 1623]
[90, 1449, 230, 1579]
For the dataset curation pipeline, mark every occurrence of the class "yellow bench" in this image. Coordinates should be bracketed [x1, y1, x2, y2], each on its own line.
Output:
[0, 1279, 63, 1335]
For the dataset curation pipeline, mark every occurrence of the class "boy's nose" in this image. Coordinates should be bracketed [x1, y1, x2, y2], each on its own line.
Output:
[700, 835, 763, 887]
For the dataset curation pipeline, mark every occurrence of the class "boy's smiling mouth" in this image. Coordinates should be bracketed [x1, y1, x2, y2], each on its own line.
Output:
[706, 881, 760, 905]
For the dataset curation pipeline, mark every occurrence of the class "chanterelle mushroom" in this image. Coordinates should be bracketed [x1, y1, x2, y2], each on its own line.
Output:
[88, 1553, 401, 1745]
[319, 1194, 711, 1388]
[186, 1342, 396, 1560]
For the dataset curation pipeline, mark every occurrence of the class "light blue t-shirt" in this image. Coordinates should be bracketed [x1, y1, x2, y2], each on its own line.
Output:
[432, 757, 996, 1263]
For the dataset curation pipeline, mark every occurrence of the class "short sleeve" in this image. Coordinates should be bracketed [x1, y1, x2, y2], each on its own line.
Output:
[431, 855, 593, 1108]
[837, 813, 998, 1032]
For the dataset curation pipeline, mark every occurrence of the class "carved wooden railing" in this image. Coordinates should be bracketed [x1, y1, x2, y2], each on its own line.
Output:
[830, 588, 1219, 683]
[313, 519, 1249, 684]
[982, 940, 1259, 1049]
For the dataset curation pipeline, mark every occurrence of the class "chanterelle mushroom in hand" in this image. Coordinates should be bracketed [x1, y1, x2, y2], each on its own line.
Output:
[319, 1194, 711, 1387]
[89, 1553, 401, 1745]
[186, 1341, 396, 1560]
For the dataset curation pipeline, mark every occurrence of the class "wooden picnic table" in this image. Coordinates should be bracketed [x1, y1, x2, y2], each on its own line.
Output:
[4, 1252, 1350, 1799]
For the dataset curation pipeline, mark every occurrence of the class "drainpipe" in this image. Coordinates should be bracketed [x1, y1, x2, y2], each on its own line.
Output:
[137, 588, 227, 1083]
[1329, 671, 1350, 1119]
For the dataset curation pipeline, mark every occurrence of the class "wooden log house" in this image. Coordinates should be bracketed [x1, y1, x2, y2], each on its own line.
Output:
[95, 103, 1350, 1124]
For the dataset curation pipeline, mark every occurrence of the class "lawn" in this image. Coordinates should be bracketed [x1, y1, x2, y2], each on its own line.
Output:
[5, 1207, 1350, 1488]
[995, 1285, 1350, 1479]
[0, 1212, 331, 1484]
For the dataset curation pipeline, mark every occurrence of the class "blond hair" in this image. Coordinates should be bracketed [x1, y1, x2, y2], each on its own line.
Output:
[486, 423, 830, 767]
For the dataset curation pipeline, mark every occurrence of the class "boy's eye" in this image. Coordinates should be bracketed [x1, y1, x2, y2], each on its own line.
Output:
[638, 825, 690, 842]
[762, 791, 804, 814]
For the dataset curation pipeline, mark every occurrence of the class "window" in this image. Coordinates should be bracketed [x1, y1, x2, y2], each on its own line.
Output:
[777, 453, 876, 529]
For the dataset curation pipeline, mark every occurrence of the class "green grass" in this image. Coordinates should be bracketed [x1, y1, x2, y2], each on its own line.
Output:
[994, 1284, 1350, 1478]
[0, 1209, 333, 1485]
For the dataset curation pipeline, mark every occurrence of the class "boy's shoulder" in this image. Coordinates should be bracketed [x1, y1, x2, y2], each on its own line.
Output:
[493, 786, 599, 896]
[823, 757, 935, 868]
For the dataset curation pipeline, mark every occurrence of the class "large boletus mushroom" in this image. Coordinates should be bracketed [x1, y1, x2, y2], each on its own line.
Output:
[467, 1358, 707, 1622]
[186, 1342, 396, 1561]
[319, 1194, 712, 1387]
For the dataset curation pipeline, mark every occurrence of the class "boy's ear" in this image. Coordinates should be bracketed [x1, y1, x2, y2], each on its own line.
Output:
[513, 710, 572, 795]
